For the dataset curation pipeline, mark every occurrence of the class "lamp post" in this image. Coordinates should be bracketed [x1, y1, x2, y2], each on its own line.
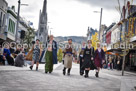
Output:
[15, 0, 21, 42]
[94, 8, 103, 41]
[15, 0, 28, 43]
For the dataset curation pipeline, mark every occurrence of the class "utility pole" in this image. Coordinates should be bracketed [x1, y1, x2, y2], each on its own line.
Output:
[15, 0, 21, 43]
[99, 8, 103, 40]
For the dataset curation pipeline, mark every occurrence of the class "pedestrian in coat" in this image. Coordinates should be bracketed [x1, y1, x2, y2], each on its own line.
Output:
[45, 35, 58, 73]
[30, 39, 42, 71]
[94, 43, 105, 77]
[15, 52, 25, 67]
[81, 40, 96, 78]
[79, 42, 86, 75]
[63, 39, 74, 76]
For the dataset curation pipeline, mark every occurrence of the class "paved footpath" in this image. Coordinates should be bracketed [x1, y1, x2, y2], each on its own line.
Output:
[0, 63, 135, 91]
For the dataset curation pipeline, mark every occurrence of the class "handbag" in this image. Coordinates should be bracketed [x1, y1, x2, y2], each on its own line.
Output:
[25, 46, 34, 61]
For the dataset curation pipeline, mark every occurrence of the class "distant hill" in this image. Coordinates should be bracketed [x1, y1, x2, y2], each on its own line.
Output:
[55, 36, 87, 44]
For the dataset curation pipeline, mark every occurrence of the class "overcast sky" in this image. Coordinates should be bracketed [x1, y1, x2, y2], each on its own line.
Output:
[6, 0, 136, 37]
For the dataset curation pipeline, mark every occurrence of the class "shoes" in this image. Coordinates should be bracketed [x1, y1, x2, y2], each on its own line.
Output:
[80, 72, 84, 76]
[63, 68, 66, 75]
[95, 72, 99, 77]
[84, 75, 89, 78]
[36, 67, 38, 71]
[45, 71, 48, 74]
[30, 66, 33, 70]
[67, 68, 71, 76]
[84, 70, 89, 78]
[67, 73, 70, 76]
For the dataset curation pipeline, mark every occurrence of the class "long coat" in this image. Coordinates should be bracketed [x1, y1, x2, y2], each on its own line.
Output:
[63, 44, 74, 68]
[94, 49, 105, 68]
[52, 40, 58, 64]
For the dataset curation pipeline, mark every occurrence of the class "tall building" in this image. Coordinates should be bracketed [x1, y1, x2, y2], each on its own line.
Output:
[99, 25, 107, 43]
[0, 0, 8, 44]
[37, 0, 48, 44]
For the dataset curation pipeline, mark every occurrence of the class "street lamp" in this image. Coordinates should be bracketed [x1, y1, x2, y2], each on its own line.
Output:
[94, 8, 103, 41]
[15, 0, 28, 43]
[49, 28, 53, 35]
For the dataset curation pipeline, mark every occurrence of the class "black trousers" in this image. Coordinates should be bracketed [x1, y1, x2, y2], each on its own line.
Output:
[6, 55, 14, 65]
[0, 55, 5, 65]
[80, 57, 84, 74]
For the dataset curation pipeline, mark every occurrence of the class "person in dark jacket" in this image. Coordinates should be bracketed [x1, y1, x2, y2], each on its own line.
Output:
[79, 42, 86, 75]
[81, 40, 96, 78]
[15, 52, 25, 67]
[94, 43, 105, 77]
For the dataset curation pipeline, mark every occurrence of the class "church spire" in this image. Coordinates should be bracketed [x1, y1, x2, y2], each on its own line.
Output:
[42, 0, 47, 15]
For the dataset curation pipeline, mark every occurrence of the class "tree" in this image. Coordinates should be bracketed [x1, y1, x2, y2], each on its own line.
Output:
[57, 48, 63, 62]
[23, 27, 35, 51]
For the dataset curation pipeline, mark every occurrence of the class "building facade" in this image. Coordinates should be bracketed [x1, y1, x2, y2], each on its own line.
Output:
[0, 0, 8, 44]
[6, 6, 17, 42]
[99, 25, 107, 43]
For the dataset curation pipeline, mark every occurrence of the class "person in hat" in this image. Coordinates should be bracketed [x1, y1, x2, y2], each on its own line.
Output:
[30, 39, 41, 71]
[81, 40, 96, 78]
[63, 39, 74, 76]
[45, 35, 58, 73]
[94, 43, 105, 77]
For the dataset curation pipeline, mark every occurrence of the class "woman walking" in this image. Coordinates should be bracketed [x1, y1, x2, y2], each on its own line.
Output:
[81, 40, 96, 78]
[94, 43, 105, 77]
[45, 35, 57, 73]
[30, 39, 41, 71]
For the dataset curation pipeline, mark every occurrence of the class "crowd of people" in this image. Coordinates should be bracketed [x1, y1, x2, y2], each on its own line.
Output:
[0, 44, 26, 67]
[106, 55, 123, 70]
[1, 35, 119, 78]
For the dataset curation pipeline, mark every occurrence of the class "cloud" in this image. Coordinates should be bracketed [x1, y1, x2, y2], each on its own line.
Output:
[75, 0, 136, 10]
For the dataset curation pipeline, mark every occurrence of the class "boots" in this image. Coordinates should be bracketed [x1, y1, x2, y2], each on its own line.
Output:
[95, 72, 99, 77]
[84, 70, 89, 78]
[36, 67, 38, 71]
[63, 67, 66, 75]
[30, 66, 33, 70]
[67, 68, 71, 76]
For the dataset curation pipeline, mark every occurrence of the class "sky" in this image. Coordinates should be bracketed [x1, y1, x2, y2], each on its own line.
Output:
[6, 0, 136, 37]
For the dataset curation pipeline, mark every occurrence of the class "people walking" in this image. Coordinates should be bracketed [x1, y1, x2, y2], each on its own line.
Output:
[79, 42, 86, 75]
[63, 39, 74, 76]
[81, 40, 96, 78]
[45, 35, 58, 74]
[94, 43, 105, 77]
[30, 39, 41, 71]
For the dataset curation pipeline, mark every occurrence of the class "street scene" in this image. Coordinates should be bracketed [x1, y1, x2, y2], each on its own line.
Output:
[0, 0, 136, 91]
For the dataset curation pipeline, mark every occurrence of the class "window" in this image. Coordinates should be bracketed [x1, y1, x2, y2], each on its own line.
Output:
[0, 12, 2, 27]
[3, 14, 5, 26]
[8, 18, 15, 34]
